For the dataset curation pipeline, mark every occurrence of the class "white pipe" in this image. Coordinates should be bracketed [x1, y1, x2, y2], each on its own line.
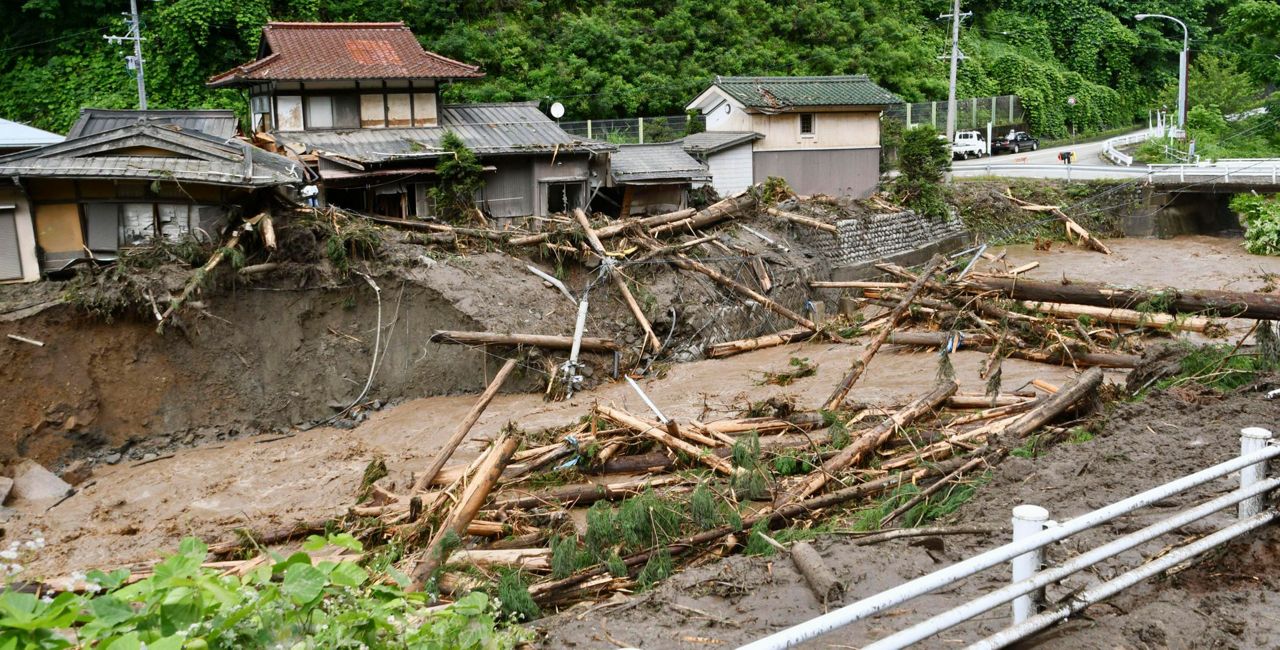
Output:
[968, 510, 1278, 650]
[625, 376, 668, 423]
[1009, 505, 1049, 624]
[863, 476, 1280, 650]
[736, 444, 1280, 650]
[1239, 428, 1274, 518]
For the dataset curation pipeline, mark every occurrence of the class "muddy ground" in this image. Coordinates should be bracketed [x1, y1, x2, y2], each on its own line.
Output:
[539, 381, 1280, 649]
[3, 221, 1280, 648]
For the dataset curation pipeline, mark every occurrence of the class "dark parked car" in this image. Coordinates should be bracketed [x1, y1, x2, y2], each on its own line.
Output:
[992, 131, 1040, 154]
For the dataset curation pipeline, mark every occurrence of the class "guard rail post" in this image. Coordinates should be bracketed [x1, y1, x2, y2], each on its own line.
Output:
[1009, 505, 1049, 624]
[1240, 428, 1274, 518]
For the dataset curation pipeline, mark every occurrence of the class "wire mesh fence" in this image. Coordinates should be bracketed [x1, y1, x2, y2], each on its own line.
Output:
[882, 95, 1024, 131]
[559, 95, 1022, 143]
[559, 114, 706, 144]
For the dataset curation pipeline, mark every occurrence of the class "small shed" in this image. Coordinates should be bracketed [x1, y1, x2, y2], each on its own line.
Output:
[606, 143, 710, 216]
[681, 131, 761, 197]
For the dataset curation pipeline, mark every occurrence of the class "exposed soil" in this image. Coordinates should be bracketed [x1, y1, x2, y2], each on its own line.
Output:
[538, 380, 1280, 649]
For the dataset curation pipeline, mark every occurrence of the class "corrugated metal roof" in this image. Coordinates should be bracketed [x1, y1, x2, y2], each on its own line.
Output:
[610, 142, 709, 183]
[68, 109, 240, 140]
[277, 102, 615, 163]
[681, 131, 761, 155]
[208, 22, 483, 87]
[710, 75, 903, 110]
[0, 123, 302, 187]
[0, 118, 63, 148]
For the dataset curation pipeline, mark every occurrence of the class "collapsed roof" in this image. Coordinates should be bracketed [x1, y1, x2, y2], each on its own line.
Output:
[0, 122, 303, 188]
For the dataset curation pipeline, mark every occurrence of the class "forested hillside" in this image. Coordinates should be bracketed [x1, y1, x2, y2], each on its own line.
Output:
[1, 0, 1276, 137]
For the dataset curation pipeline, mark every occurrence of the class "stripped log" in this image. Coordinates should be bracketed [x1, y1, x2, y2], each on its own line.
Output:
[430, 330, 620, 352]
[409, 433, 520, 590]
[809, 281, 910, 290]
[706, 327, 815, 358]
[1018, 301, 1223, 335]
[573, 208, 662, 352]
[824, 256, 945, 410]
[649, 192, 756, 236]
[766, 207, 838, 234]
[530, 451, 991, 604]
[886, 330, 1139, 369]
[595, 405, 736, 475]
[790, 542, 844, 604]
[777, 380, 958, 507]
[413, 357, 518, 492]
[964, 276, 1280, 321]
[450, 548, 551, 571]
[647, 243, 816, 331]
[999, 367, 1104, 440]
[495, 475, 686, 510]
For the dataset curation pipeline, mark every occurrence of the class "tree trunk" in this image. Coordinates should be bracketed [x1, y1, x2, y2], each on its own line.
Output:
[430, 330, 620, 352]
[413, 357, 518, 492]
[966, 277, 1280, 321]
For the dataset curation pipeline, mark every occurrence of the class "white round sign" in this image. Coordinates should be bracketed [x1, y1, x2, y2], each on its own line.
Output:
[550, 102, 566, 119]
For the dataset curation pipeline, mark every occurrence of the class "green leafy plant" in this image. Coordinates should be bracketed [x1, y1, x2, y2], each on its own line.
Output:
[429, 131, 486, 224]
[0, 535, 530, 649]
[893, 125, 951, 219]
[1231, 193, 1280, 256]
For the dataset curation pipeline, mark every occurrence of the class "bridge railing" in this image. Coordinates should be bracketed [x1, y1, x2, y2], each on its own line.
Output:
[953, 160, 1280, 185]
[1102, 128, 1162, 166]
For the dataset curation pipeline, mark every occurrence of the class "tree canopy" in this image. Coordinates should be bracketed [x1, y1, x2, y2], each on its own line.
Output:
[0, 0, 1270, 136]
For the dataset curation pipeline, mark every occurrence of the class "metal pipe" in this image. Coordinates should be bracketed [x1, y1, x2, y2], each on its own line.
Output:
[968, 510, 1278, 650]
[863, 476, 1280, 650]
[1239, 428, 1274, 518]
[736, 444, 1280, 650]
[625, 376, 669, 423]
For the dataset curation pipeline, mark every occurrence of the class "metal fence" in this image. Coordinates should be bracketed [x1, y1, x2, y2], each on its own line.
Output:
[558, 114, 705, 144]
[883, 94, 1024, 131]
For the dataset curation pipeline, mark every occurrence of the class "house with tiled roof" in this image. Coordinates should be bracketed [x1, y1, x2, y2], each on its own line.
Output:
[209, 22, 613, 220]
[686, 75, 903, 197]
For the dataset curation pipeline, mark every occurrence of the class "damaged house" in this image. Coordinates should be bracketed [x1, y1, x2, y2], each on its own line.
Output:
[604, 142, 710, 216]
[685, 75, 902, 197]
[208, 22, 614, 221]
[0, 109, 303, 281]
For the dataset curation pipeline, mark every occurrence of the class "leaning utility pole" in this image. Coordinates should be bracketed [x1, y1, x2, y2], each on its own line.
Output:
[941, 0, 970, 143]
[105, 0, 147, 109]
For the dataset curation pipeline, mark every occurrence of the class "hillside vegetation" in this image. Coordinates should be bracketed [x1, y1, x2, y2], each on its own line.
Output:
[1, 0, 1276, 138]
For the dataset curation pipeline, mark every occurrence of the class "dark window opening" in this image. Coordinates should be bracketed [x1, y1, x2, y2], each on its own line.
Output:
[800, 113, 815, 135]
[546, 182, 584, 214]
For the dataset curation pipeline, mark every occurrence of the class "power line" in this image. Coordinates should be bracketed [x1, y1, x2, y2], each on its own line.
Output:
[0, 27, 107, 53]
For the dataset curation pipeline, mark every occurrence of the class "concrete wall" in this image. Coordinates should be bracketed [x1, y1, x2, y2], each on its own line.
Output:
[753, 147, 880, 197]
[704, 143, 754, 197]
[793, 208, 966, 268]
[0, 187, 39, 283]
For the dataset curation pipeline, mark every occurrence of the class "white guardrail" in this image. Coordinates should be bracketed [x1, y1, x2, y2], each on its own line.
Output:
[738, 427, 1278, 650]
[952, 160, 1280, 184]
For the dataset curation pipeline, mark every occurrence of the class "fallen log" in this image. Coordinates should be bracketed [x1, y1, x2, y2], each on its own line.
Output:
[1019, 300, 1223, 335]
[824, 256, 945, 410]
[1000, 367, 1104, 440]
[766, 207, 838, 234]
[430, 330, 621, 352]
[886, 330, 1139, 369]
[809, 281, 909, 290]
[790, 542, 844, 604]
[409, 433, 520, 590]
[494, 475, 686, 510]
[706, 327, 815, 358]
[595, 405, 736, 476]
[413, 357, 518, 492]
[965, 276, 1280, 321]
[573, 208, 662, 352]
[650, 192, 756, 236]
[531, 450, 991, 604]
[649, 245, 816, 331]
[780, 380, 958, 507]
[450, 548, 551, 571]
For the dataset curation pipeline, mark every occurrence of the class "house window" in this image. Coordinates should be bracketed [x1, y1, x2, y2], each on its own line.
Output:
[800, 113, 815, 136]
[305, 95, 360, 129]
[546, 182, 584, 214]
[84, 203, 210, 250]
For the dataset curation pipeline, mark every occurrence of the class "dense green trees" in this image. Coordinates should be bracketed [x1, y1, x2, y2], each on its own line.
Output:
[0, 0, 1269, 137]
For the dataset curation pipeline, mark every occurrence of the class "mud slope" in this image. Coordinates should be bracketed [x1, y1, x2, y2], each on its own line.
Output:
[540, 383, 1280, 649]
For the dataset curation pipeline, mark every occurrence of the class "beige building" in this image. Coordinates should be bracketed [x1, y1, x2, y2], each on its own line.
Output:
[686, 75, 902, 197]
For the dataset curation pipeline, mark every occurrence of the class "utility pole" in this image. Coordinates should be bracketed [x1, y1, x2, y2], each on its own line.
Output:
[941, 0, 971, 144]
[105, 0, 147, 110]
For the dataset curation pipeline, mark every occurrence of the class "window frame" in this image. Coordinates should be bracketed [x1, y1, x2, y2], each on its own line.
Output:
[799, 112, 816, 137]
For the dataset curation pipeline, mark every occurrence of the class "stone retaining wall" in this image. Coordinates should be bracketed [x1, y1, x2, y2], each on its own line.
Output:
[795, 209, 966, 267]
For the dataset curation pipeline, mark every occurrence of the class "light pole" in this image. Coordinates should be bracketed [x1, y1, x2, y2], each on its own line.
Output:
[1135, 13, 1188, 131]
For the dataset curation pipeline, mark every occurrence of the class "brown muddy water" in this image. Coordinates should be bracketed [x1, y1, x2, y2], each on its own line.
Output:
[8, 235, 1280, 583]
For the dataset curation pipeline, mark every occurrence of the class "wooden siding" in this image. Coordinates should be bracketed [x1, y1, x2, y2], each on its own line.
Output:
[705, 143, 755, 197]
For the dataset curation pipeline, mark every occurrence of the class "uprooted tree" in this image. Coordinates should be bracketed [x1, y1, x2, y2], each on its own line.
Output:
[429, 131, 486, 224]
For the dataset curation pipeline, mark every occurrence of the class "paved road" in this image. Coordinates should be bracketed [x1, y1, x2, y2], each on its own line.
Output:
[953, 130, 1127, 169]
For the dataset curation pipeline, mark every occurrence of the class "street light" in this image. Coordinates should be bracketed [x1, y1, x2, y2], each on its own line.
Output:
[1135, 13, 1189, 131]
